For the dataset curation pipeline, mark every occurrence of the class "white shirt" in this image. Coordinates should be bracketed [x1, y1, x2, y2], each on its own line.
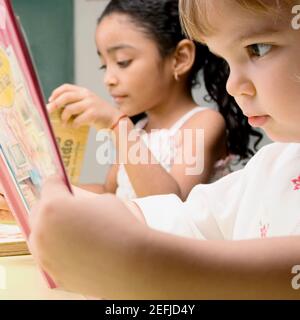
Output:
[116, 107, 232, 200]
[133, 143, 300, 240]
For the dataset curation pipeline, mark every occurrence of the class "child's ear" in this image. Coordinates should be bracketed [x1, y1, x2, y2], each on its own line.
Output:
[172, 39, 196, 80]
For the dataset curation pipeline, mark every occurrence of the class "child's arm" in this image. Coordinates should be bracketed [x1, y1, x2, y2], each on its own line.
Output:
[47, 85, 182, 197]
[169, 109, 226, 199]
[75, 164, 119, 194]
[113, 110, 226, 201]
[29, 176, 300, 299]
[49, 85, 225, 199]
[133, 231, 300, 299]
[113, 117, 183, 198]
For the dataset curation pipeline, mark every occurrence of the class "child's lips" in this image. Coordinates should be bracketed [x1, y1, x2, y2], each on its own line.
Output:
[248, 115, 269, 127]
[112, 95, 128, 104]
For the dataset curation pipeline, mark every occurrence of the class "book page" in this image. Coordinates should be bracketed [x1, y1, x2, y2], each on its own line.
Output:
[51, 112, 89, 184]
[0, 38, 57, 214]
[0, 223, 23, 243]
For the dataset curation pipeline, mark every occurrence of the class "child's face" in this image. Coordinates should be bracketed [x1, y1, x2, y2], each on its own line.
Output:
[202, 2, 300, 142]
[95, 14, 174, 117]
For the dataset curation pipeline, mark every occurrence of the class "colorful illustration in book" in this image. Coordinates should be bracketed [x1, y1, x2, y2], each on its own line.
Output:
[0, 0, 71, 287]
[0, 43, 57, 213]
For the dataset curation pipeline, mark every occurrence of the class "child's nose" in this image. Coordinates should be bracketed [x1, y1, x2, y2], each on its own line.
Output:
[103, 69, 118, 87]
[226, 69, 256, 98]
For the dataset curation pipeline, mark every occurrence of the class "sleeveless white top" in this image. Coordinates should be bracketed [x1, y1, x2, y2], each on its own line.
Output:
[116, 107, 232, 200]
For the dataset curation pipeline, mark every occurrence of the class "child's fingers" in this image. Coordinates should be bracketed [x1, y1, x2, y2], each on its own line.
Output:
[72, 109, 95, 129]
[48, 83, 80, 102]
[41, 175, 71, 199]
[46, 102, 59, 114]
[61, 102, 86, 124]
[32, 175, 70, 213]
[47, 91, 84, 114]
[55, 91, 83, 107]
[30, 175, 71, 226]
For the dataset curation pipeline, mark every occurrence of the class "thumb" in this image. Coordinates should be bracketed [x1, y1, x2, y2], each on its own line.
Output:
[46, 102, 62, 114]
[29, 175, 71, 226]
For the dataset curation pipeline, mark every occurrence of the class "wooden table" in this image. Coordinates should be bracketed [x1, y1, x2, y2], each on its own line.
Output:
[0, 255, 85, 300]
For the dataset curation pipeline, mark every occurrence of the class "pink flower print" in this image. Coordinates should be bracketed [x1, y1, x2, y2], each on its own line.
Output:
[292, 176, 300, 190]
[260, 223, 269, 239]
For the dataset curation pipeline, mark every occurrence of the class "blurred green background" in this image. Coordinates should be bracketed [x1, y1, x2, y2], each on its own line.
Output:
[12, 0, 74, 99]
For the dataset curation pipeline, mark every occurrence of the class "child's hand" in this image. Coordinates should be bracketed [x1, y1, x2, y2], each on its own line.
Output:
[47, 84, 123, 130]
[28, 175, 146, 294]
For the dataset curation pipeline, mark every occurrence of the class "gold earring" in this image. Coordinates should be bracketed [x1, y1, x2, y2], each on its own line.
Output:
[174, 72, 180, 81]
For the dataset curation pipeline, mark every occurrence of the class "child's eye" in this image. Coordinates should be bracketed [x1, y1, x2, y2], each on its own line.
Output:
[117, 60, 132, 68]
[247, 44, 273, 58]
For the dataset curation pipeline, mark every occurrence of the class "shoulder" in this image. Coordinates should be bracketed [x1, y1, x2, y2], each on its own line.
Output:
[179, 108, 226, 151]
[244, 142, 300, 171]
[250, 142, 299, 159]
[180, 108, 226, 133]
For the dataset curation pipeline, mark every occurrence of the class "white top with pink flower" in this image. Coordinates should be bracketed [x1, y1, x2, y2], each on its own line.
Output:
[134, 143, 300, 239]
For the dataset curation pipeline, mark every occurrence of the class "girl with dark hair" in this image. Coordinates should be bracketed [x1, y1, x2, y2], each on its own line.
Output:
[3, 0, 300, 300]
[46, 0, 261, 201]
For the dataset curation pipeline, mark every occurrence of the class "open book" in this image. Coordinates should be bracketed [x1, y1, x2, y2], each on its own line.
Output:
[0, 223, 29, 257]
[0, 209, 28, 257]
[0, 0, 79, 287]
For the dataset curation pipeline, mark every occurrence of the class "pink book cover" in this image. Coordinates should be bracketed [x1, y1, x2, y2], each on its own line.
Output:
[0, 0, 72, 288]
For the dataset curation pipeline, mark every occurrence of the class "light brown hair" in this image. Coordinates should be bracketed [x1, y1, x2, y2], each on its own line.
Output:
[179, 0, 295, 42]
